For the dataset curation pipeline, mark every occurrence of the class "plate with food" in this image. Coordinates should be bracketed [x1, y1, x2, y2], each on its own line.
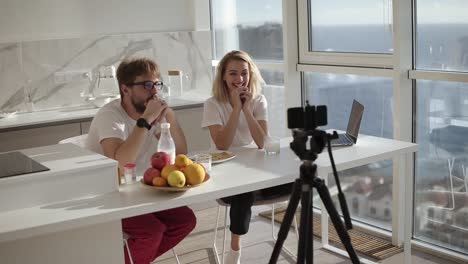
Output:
[189, 151, 236, 164]
[141, 174, 210, 192]
[210, 151, 236, 164]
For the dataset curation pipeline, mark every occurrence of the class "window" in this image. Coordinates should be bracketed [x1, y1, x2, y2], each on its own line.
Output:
[415, 0, 468, 71]
[414, 80, 468, 254]
[300, 2, 395, 231]
[309, 0, 393, 54]
[211, 0, 283, 61]
[211, 0, 286, 137]
[230, 0, 468, 258]
[413, 0, 468, 255]
[303, 73, 394, 139]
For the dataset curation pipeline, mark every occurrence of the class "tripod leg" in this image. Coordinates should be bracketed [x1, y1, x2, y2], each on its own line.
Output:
[314, 177, 361, 264]
[298, 182, 312, 264]
[269, 178, 303, 264]
[296, 162, 317, 264]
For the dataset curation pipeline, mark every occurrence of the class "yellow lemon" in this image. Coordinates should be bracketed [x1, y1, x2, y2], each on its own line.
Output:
[175, 154, 193, 168]
[184, 163, 206, 185]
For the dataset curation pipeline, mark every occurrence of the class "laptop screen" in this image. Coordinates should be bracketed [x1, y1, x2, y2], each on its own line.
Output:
[346, 100, 364, 141]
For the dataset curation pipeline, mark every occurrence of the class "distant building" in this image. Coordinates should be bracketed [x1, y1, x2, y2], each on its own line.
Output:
[367, 184, 392, 221]
[346, 176, 372, 217]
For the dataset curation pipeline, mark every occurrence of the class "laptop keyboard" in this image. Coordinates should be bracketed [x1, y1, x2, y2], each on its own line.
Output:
[331, 134, 353, 146]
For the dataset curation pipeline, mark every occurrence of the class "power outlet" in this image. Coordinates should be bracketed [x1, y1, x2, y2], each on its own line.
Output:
[54, 70, 91, 84]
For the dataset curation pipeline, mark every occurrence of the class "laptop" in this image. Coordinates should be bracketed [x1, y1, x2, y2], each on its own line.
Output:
[330, 100, 364, 147]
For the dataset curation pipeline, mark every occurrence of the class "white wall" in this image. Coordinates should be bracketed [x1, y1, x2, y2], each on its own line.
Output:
[0, 0, 203, 43]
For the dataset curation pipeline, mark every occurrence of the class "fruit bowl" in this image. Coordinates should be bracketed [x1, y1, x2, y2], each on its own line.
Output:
[140, 174, 211, 192]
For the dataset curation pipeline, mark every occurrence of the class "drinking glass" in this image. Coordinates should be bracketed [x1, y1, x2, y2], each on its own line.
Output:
[264, 136, 281, 155]
[194, 154, 212, 173]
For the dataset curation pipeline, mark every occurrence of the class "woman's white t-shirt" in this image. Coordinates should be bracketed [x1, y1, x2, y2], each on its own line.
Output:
[201, 95, 268, 149]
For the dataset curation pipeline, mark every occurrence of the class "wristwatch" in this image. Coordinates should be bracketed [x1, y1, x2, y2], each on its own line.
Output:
[136, 118, 151, 130]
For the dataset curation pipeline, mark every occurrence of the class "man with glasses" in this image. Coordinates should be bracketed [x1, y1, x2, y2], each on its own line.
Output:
[86, 57, 196, 264]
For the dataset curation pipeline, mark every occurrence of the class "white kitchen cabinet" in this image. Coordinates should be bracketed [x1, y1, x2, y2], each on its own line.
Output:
[0, 123, 81, 152]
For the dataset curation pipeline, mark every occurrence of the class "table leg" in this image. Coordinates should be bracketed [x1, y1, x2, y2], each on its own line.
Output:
[403, 152, 414, 264]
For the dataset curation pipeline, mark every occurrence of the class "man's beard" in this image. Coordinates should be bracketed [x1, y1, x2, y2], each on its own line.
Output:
[131, 96, 146, 114]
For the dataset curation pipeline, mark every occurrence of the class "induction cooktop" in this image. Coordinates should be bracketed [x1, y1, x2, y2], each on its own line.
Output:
[0, 151, 50, 179]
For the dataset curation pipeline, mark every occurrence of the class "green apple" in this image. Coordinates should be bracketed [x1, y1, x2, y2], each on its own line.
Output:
[167, 170, 186, 187]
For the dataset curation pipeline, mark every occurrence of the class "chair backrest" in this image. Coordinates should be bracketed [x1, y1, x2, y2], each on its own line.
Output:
[59, 134, 88, 148]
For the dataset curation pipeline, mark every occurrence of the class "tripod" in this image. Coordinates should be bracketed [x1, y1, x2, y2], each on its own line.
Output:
[269, 129, 360, 264]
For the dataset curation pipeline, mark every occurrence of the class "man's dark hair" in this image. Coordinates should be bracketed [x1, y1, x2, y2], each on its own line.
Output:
[116, 57, 160, 98]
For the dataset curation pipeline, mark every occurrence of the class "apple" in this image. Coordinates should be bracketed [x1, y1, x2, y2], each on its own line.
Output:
[151, 152, 170, 169]
[167, 170, 186, 187]
[143, 167, 161, 185]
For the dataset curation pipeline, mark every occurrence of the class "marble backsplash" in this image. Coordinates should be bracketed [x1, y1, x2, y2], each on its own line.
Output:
[0, 31, 212, 114]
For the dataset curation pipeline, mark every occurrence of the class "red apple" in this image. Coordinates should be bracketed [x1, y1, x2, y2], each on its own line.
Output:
[143, 167, 161, 185]
[151, 152, 170, 169]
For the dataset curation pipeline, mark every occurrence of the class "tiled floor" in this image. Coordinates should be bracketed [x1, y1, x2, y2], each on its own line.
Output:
[153, 204, 463, 264]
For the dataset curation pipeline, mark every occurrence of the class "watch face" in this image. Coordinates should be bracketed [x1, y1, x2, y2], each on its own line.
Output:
[137, 118, 151, 130]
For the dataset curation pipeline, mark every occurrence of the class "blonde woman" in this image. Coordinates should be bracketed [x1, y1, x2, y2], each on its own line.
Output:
[202, 50, 292, 264]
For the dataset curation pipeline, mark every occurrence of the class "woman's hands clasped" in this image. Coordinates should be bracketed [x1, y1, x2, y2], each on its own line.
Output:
[230, 86, 252, 112]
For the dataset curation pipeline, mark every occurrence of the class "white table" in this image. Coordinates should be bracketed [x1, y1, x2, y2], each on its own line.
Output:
[0, 134, 417, 264]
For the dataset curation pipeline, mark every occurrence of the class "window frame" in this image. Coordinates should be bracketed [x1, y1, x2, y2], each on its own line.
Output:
[297, 0, 394, 68]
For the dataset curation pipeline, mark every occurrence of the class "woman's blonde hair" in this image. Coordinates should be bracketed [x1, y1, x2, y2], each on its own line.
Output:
[212, 50, 265, 102]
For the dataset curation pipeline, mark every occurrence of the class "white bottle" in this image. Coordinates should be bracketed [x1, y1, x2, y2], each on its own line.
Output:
[157, 122, 176, 164]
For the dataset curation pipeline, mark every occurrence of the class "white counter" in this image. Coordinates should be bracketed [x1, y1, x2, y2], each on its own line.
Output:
[0, 143, 118, 212]
[0, 143, 122, 264]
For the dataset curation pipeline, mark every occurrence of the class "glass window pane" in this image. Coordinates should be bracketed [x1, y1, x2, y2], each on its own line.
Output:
[309, 0, 393, 54]
[261, 70, 286, 137]
[415, 80, 468, 254]
[212, 0, 283, 61]
[304, 72, 394, 229]
[415, 0, 468, 71]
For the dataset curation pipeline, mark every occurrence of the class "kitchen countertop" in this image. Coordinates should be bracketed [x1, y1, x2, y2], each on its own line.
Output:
[0, 92, 208, 132]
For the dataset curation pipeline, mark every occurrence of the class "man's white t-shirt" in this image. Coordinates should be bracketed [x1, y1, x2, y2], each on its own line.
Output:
[86, 99, 161, 175]
[201, 95, 268, 149]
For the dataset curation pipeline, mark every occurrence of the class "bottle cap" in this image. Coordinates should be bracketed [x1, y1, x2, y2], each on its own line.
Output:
[168, 69, 182, 76]
[123, 163, 136, 168]
[161, 122, 170, 129]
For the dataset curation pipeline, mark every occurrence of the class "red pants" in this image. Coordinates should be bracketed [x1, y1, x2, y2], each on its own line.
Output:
[122, 206, 196, 264]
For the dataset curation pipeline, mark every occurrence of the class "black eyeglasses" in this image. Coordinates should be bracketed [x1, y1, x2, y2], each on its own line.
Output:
[127, 80, 164, 91]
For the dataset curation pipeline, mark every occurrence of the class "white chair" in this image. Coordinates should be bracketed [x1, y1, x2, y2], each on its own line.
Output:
[212, 195, 299, 264]
[59, 134, 181, 264]
[58, 134, 89, 146]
